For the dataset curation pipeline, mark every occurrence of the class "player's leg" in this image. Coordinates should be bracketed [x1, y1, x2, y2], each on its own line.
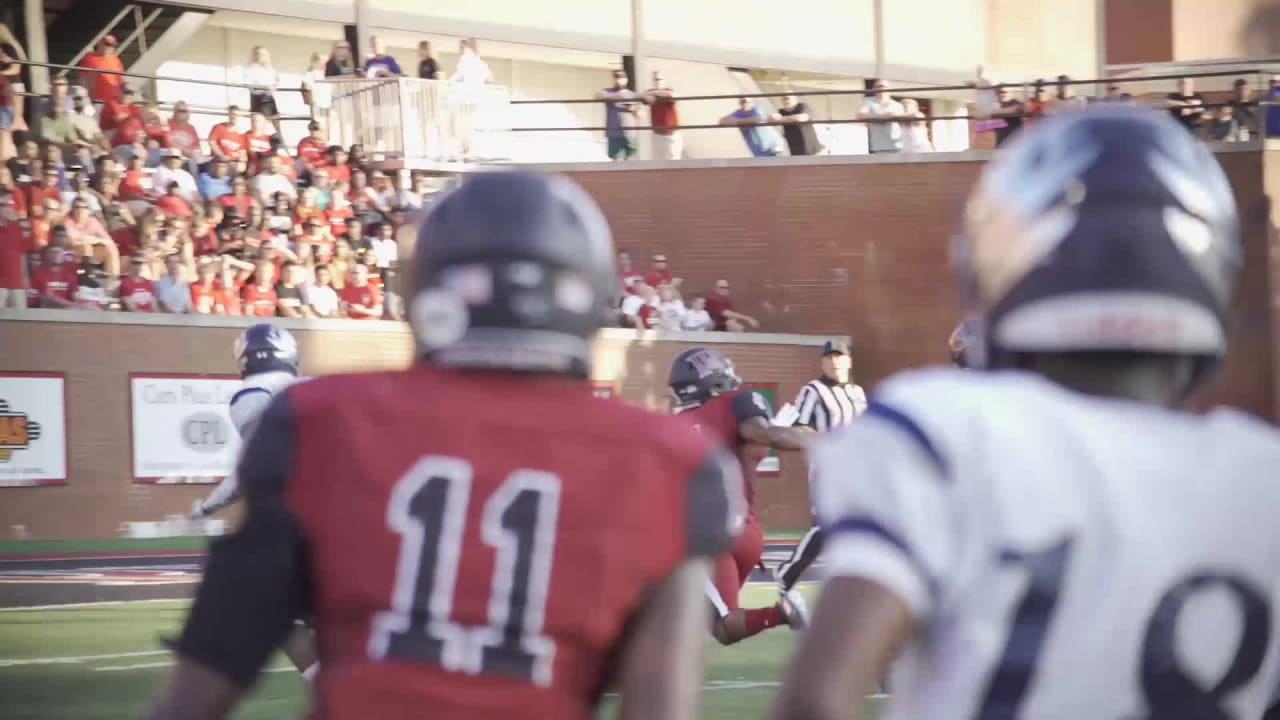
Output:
[734, 517, 808, 633]
[707, 522, 804, 645]
[776, 524, 825, 594]
[279, 621, 319, 682]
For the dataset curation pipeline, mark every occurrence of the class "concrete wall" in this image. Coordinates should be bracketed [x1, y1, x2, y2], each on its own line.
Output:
[1106, 0, 1280, 65]
[0, 316, 834, 538]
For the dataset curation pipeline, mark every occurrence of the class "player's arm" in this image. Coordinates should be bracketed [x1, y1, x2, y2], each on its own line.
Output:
[771, 402, 959, 720]
[191, 388, 272, 518]
[732, 390, 813, 450]
[143, 393, 309, 720]
[617, 447, 745, 720]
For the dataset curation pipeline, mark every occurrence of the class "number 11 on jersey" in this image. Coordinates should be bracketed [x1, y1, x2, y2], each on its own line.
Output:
[368, 455, 561, 688]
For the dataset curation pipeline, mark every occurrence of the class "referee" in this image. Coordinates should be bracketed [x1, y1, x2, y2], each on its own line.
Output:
[775, 339, 867, 595]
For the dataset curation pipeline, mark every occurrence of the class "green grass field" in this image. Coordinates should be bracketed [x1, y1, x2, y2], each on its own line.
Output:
[0, 586, 872, 720]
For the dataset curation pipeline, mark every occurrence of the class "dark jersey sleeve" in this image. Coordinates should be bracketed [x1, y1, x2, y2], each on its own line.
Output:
[176, 390, 310, 689]
[730, 389, 773, 424]
[683, 445, 745, 557]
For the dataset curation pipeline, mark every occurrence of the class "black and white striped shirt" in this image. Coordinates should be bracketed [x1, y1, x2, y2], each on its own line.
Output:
[793, 378, 867, 431]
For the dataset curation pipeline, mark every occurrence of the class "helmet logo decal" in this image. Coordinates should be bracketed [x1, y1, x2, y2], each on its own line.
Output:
[411, 289, 470, 350]
[687, 349, 722, 378]
[440, 264, 493, 305]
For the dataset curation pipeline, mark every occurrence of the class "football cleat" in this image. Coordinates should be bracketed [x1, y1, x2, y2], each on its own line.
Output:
[779, 589, 810, 631]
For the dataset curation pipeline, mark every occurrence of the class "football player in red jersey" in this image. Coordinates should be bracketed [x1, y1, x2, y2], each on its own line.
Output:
[143, 170, 745, 720]
[669, 347, 815, 645]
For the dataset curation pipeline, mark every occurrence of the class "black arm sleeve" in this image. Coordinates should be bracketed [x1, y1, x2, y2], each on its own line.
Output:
[176, 391, 309, 689]
[683, 446, 746, 558]
[730, 389, 773, 424]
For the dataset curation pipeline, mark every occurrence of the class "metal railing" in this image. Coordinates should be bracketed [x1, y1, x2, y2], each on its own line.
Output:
[7, 59, 1279, 164]
[329, 78, 511, 162]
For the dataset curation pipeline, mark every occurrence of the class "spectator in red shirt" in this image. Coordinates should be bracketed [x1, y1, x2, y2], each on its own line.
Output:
[118, 153, 152, 202]
[634, 283, 660, 329]
[643, 253, 678, 288]
[118, 252, 157, 312]
[30, 240, 77, 308]
[340, 263, 382, 319]
[0, 166, 27, 218]
[243, 112, 273, 174]
[297, 120, 329, 173]
[642, 70, 683, 160]
[213, 261, 247, 315]
[617, 250, 642, 295]
[26, 167, 63, 216]
[703, 278, 759, 332]
[167, 101, 201, 165]
[325, 146, 352, 186]
[0, 191, 26, 308]
[100, 84, 141, 134]
[79, 36, 125, 104]
[189, 259, 220, 314]
[208, 106, 248, 171]
[219, 175, 256, 219]
[154, 181, 193, 218]
[241, 259, 278, 317]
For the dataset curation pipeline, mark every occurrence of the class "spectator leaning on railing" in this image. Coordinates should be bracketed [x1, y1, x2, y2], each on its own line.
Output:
[642, 71, 682, 160]
[772, 93, 820, 156]
[859, 80, 905, 154]
[598, 70, 640, 162]
[720, 96, 780, 157]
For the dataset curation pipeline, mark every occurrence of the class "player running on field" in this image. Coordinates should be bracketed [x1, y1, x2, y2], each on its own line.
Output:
[185, 322, 319, 683]
[144, 170, 744, 720]
[774, 105, 1280, 720]
[669, 347, 815, 645]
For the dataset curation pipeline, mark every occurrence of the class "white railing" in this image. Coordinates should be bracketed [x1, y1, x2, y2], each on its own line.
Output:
[327, 77, 512, 163]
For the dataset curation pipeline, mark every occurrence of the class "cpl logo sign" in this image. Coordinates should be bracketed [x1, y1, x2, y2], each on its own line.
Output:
[180, 412, 230, 454]
[0, 399, 41, 462]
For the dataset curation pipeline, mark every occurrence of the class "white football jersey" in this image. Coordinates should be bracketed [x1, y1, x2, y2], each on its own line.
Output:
[811, 367, 1280, 720]
[229, 370, 300, 438]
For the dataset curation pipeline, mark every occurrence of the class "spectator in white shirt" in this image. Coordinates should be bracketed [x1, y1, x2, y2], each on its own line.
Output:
[398, 173, 433, 209]
[245, 46, 282, 137]
[859, 79, 906, 153]
[155, 253, 191, 313]
[681, 296, 714, 331]
[654, 283, 687, 331]
[371, 221, 399, 269]
[452, 38, 492, 86]
[900, 98, 935, 153]
[619, 281, 652, 327]
[252, 155, 297, 206]
[153, 148, 198, 203]
[305, 263, 341, 317]
[301, 52, 333, 122]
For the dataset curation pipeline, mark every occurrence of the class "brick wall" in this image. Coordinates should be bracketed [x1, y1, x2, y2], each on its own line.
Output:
[563, 149, 1277, 421]
[0, 318, 834, 538]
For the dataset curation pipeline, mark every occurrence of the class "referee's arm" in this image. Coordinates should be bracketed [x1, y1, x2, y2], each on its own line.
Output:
[793, 384, 821, 430]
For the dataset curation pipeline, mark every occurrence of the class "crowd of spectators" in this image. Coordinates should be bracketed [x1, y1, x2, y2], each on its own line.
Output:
[0, 29, 511, 318]
[614, 250, 758, 333]
[975, 73, 1270, 147]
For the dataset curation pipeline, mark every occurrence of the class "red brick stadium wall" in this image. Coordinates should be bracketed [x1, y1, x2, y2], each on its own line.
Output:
[0, 316, 836, 538]
[562, 149, 1278, 421]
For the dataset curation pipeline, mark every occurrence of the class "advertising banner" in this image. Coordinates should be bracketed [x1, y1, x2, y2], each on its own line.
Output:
[130, 374, 243, 484]
[0, 373, 68, 486]
[590, 381, 617, 400]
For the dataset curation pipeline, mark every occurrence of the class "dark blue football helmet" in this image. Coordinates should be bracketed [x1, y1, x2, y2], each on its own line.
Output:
[233, 324, 300, 378]
[407, 170, 616, 378]
[669, 347, 743, 406]
[954, 104, 1241, 393]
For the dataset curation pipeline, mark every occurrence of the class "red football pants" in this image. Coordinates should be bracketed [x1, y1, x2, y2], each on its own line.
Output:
[706, 517, 764, 617]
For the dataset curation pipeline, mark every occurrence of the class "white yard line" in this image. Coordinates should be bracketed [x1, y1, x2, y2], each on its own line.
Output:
[0, 598, 181, 612]
[95, 662, 296, 673]
[0, 650, 169, 668]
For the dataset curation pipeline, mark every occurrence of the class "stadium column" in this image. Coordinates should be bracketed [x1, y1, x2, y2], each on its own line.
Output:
[354, 0, 372, 67]
[23, 0, 49, 95]
[631, 0, 651, 161]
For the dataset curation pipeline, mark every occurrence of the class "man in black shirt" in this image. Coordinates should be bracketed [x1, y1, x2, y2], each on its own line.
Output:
[417, 40, 441, 80]
[1166, 76, 1206, 133]
[275, 261, 311, 318]
[773, 94, 821, 156]
[992, 85, 1025, 147]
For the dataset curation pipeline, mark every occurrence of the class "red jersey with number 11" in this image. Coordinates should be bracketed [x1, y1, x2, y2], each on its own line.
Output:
[239, 366, 741, 720]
